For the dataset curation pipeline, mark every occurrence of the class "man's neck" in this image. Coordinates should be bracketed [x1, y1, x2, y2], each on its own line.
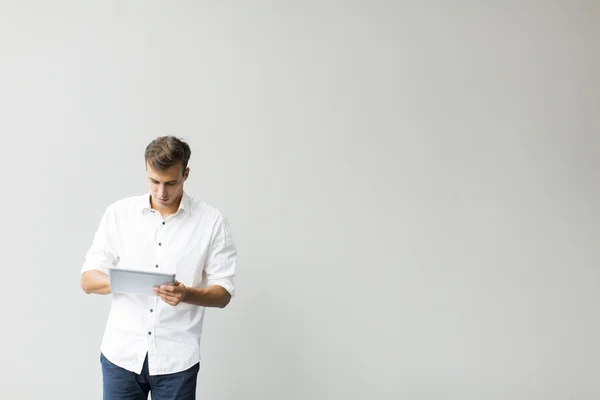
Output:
[150, 194, 183, 218]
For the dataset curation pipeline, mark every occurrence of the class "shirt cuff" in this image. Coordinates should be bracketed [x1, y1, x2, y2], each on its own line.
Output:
[80, 263, 110, 276]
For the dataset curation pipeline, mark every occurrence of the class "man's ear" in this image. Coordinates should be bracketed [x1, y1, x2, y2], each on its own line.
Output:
[183, 167, 190, 180]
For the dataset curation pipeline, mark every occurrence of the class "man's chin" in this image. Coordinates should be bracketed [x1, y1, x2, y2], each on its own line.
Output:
[153, 198, 170, 207]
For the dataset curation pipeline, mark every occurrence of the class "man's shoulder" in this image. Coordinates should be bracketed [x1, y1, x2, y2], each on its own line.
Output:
[104, 193, 146, 214]
[186, 195, 225, 221]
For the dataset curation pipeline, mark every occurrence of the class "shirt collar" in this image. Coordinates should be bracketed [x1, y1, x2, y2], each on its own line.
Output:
[140, 191, 190, 215]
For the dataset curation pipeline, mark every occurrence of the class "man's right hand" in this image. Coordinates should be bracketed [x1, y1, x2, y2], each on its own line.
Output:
[81, 270, 111, 295]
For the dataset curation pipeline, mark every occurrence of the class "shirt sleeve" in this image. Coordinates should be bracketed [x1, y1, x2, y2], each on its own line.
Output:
[203, 214, 237, 297]
[81, 206, 119, 275]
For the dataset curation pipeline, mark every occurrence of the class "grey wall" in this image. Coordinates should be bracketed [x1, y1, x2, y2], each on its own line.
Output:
[0, 1, 598, 399]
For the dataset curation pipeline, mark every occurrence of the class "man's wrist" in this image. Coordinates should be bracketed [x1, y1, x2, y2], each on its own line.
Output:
[181, 283, 188, 301]
[182, 286, 207, 305]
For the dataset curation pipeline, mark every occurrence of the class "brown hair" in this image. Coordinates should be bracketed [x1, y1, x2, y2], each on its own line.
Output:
[144, 136, 192, 173]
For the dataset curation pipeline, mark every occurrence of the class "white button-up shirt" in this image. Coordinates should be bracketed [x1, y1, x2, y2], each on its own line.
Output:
[81, 191, 236, 375]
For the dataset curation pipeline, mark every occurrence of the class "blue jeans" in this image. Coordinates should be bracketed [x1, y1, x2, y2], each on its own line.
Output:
[100, 353, 199, 400]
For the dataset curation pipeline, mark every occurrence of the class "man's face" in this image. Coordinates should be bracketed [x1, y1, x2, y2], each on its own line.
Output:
[146, 162, 189, 209]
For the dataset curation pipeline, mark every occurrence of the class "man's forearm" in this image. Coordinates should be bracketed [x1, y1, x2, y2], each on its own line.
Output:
[183, 285, 231, 308]
[81, 270, 111, 295]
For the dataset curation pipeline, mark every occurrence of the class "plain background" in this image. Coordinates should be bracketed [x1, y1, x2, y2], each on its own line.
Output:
[0, 1, 598, 399]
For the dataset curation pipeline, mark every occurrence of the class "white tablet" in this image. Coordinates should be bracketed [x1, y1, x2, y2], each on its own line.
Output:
[109, 268, 176, 296]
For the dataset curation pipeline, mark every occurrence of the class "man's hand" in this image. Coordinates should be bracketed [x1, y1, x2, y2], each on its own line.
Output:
[154, 280, 187, 306]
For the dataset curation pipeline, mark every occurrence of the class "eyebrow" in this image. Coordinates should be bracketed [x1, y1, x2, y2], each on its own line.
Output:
[149, 178, 178, 184]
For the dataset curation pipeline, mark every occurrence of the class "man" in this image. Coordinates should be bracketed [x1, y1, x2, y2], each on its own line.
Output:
[81, 136, 237, 400]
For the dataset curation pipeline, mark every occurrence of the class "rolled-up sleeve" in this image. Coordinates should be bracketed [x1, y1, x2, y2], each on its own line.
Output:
[81, 206, 119, 275]
[203, 215, 237, 297]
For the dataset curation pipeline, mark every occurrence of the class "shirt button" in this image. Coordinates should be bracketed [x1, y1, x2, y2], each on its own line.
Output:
[155, 264, 159, 268]
[162, 222, 165, 225]
[158, 242, 162, 246]
[150, 309, 153, 312]
[148, 331, 152, 335]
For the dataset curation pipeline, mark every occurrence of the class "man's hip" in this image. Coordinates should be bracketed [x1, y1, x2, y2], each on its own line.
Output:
[100, 352, 199, 400]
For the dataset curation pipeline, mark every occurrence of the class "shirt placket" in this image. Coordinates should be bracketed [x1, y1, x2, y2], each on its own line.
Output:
[147, 210, 167, 371]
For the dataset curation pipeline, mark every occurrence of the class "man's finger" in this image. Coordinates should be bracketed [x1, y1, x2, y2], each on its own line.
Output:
[161, 295, 180, 306]
[158, 295, 177, 305]
[158, 292, 179, 301]
[156, 288, 182, 298]
[163, 285, 185, 294]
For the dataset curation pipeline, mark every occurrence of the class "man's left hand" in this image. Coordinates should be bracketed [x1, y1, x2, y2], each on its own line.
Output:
[154, 280, 187, 306]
